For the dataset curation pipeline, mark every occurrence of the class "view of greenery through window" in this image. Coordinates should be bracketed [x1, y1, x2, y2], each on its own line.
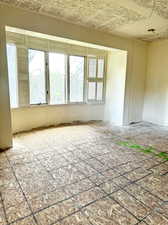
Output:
[29, 49, 46, 104]
[70, 56, 84, 102]
[7, 45, 105, 107]
[49, 53, 66, 104]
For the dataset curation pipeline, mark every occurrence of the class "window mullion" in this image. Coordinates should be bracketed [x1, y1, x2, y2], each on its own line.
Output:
[84, 56, 87, 103]
[45, 52, 50, 105]
[67, 55, 70, 104]
[28, 49, 46, 105]
[95, 57, 98, 101]
[86, 56, 89, 103]
[64, 55, 68, 104]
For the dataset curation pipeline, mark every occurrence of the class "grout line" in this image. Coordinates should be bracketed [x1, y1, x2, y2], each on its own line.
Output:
[123, 172, 153, 184]
[108, 194, 141, 222]
[0, 192, 9, 225]
[32, 185, 101, 215]
[161, 171, 168, 176]
[134, 181, 165, 202]
[5, 123, 168, 225]
[9, 214, 34, 225]
[5, 153, 39, 225]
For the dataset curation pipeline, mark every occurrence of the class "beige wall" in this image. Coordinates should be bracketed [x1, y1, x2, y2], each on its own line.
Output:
[124, 41, 147, 124]
[105, 50, 127, 125]
[143, 40, 168, 126]
[0, 26, 12, 149]
[12, 104, 104, 133]
[0, 4, 148, 146]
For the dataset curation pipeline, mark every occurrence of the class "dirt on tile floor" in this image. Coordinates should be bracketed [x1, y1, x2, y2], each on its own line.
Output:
[0, 122, 168, 225]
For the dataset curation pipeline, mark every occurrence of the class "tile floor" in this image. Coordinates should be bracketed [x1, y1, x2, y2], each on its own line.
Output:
[0, 122, 168, 225]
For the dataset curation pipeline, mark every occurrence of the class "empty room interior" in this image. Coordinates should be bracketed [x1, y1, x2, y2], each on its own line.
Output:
[1, 0, 168, 225]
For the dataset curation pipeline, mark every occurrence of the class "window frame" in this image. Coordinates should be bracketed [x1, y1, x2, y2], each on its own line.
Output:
[27, 48, 106, 107]
[47, 52, 68, 105]
[28, 48, 48, 106]
[6, 43, 19, 109]
[68, 54, 86, 104]
[87, 56, 106, 104]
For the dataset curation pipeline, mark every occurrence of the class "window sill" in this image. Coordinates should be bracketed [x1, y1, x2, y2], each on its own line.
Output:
[11, 102, 105, 110]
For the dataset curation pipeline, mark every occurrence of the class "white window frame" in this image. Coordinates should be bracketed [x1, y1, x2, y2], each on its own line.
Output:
[27, 48, 106, 106]
[68, 54, 86, 104]
[47, 52, 67, 105]
[6, 43, 19, 108]
[28, 48, 48, 105]
[87, 56, 106, 104]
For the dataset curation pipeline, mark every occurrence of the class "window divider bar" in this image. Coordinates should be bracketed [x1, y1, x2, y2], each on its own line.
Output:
[95, 58, 98, 101]
[67, 55, 70, 104]
[102, 56, 107, 103]
[84, 56, 87, 103]
[45, 51, 50, 105]
[64, 54, 68, 104]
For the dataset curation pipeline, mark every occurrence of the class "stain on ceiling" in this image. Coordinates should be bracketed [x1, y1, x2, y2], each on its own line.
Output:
[0, 0, 168, 41]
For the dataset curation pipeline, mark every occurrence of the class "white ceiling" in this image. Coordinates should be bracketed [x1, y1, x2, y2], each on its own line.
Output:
[1, 0, 168, 41]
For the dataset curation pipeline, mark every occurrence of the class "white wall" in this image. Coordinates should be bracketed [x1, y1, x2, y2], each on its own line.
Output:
[0, 26, 12, 149]
[105, 50, 127, 125]
[12, 104, 104, 133]
[143, 40, 168, 126]
[124, 41, 147, 124]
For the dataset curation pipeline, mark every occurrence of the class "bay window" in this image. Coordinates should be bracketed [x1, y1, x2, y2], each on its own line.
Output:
[8, 46, 106, 108]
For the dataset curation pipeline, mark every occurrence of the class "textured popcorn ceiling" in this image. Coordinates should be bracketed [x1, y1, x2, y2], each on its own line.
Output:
[0, 0, 168, 41]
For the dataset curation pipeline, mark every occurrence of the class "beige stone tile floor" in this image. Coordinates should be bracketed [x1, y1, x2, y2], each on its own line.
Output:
[1, 122, 168, 224]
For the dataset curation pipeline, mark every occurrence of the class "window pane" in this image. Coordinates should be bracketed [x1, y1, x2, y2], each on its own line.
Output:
[97, 59, 104, 78]
[7, 44, 18, 108]
[49, 53, 66, 104]
[88, 82, 96, 100]
[70, 56, 84, 102]
[97, 82, 103, 101]
[88, 58, 96, 78]
[29, 49, 46, 104]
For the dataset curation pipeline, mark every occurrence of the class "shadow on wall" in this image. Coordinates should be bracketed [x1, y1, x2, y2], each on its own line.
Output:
[104, 49, 127, 126]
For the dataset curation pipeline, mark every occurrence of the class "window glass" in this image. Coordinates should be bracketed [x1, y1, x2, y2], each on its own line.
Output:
[49, 53, 66, 104]
[6, 44, 18, 108]
[29, 49, 46, 104]
[97, 59, 104, 78]
[69, 56, 84, 102]
[88, 82, 96, 100]
[88, 58, 96, 78]
[97, 82, 103, 101]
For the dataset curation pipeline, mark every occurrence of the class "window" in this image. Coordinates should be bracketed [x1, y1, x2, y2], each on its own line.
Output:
[28, 49, 106, 106]
[69, 56, 84, 103]
[88, 58, 96, 78]
[28, 49, 46, 104]
[49, 53, 66, 104]
[97, 59, 104, 78]
[88, 82, 96, 100]
[97, 82, 103, 100]
[87, 57, 105, 102]
[6, 44, 18, 108]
